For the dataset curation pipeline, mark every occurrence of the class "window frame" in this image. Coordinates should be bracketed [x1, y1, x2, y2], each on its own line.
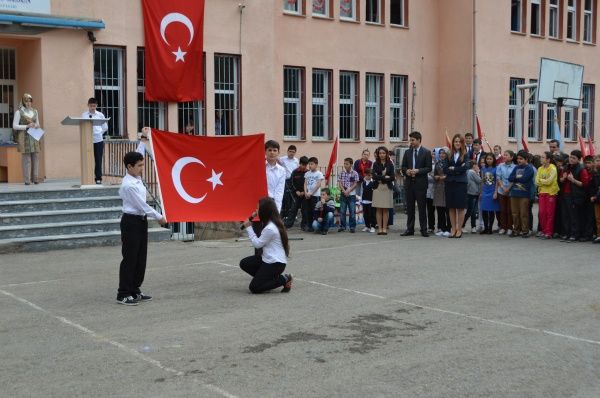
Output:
[511, 0, 528, 33]
[366, 0, 383, 24]
[508, 77, 525, 139]
[581, 84, 595, 139]
[389, 74, 407, 142]
[340, 0, 358, 21]
[136, 47, 167, 134]
[390, 0, 407, 27]
[93, 45, 126, 138]
[283, 66, 306, 140]
[365, 73, 384, 141]
[566, 0, 577, 40]
[530, 0, 542, 35]
[312, 0, 331, 17]
[284, 0, 303, 15]
[339, 70, 359, 141]
[583, 0, 596, 43]
[563, 107, 576, 140]
[214, 53, 241, 136]
[311, 68, 333, 141]
[549, 0, 560, 38]
[527, 79, 542, 141]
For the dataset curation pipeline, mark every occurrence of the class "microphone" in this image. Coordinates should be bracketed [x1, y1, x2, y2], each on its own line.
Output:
[240, 214, 256, 230]
[89, 114, 92, 119]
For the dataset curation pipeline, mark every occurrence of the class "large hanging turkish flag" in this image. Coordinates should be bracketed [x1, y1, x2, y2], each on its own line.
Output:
[150, 130, 267, 222]
[141, 0, 205, 102]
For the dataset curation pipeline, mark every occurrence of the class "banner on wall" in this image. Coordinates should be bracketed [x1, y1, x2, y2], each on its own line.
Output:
[0, 0, 51, 14]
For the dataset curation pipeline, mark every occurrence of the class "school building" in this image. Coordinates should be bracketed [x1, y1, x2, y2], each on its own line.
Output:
[0, 0, 598, 182]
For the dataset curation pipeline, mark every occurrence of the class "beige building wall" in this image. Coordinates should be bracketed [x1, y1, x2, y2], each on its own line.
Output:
[1, 0, 598, 181]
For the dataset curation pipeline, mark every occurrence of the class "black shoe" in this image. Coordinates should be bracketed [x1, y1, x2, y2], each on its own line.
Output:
[350, 229, 355, 233]
[307, 228, 315, 232]
[338, 228, 345, 232]
[400, 231, 414, 236]
[321, 231, 327, 235]
[281, 274, 293, 293]
[135, 293, 153, 302]
[95, 180, 102, 185]
[421, 232, 430, 237]
[116, 296, 139, 306]
[568, 237, 577, 243]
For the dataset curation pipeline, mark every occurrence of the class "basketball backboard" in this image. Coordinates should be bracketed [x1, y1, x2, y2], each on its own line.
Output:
[537, 58, 584, 108]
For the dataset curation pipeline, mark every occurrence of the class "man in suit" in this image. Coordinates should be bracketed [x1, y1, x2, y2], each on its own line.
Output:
[472, 138, 484, 165]
[465, 132, 474, 160]
[401, 131, 433, 237]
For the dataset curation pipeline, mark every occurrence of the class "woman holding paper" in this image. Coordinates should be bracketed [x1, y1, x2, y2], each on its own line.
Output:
[13, 93, 41, 185]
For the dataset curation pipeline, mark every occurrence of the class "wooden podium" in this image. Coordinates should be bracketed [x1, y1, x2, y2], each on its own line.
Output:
[61, 116, 110, 186]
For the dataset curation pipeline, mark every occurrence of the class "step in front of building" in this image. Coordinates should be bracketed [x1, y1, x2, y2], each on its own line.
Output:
[0, 228, 172, 254]
[0, 184, 171, 253]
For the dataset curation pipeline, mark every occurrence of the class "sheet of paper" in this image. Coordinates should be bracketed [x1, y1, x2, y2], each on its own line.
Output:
[27, 127, 45, 141]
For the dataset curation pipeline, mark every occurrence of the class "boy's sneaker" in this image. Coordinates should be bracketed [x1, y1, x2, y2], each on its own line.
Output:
[521, 231, 531, 238]
[338, 227, 345, 232]
[593, 237, 600, 243]
[307, 228, 315, 233]
[362, 227, 369, 232]
[116, 296, 138, 306]
[568, 237, 577, 243]
[499, 229, 506, 235]
[350, 229, 355, 233]
[135, 293, 153, 302]
[321, 230, 328, 235]
[369, 227, 376, 233]
[443, 231, 451, 237]
[435, 231, 444, 236]
[506, 229, 513, 236]
[471, 227, 477, 234]
[281, 274, 293, 293]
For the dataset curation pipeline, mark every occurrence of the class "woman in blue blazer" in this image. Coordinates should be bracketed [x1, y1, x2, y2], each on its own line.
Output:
[443, 134, 471, 238]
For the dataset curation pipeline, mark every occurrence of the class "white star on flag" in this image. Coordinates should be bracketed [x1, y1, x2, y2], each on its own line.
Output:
[207, 169, 224, 190]
[172, 46, 187, 62]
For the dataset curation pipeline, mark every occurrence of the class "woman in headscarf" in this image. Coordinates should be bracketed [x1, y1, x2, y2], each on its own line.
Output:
[12, 93, 41, 185]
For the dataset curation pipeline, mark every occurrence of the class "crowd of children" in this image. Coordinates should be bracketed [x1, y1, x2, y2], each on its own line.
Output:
[277, 140, 600, 243]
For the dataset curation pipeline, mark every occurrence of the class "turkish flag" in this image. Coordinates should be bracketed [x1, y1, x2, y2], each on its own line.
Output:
[141, 0, 205, 102]
[325, 136, 338, 184]
[150, 130, 267, 222]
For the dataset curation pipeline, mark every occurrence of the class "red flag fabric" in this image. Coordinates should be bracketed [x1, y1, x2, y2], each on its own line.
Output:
[325, 136, 338, 184]
[141, 0, 205, 102]
[150, 130, 267, 222]
[476, 115, 483, 140]
[579, 135, 589, 157]
[588, 135, 596, 156]
[521, 137, 529, 153]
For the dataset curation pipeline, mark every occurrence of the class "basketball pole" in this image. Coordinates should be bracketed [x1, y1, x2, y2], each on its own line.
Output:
[515, 83, 538, 151]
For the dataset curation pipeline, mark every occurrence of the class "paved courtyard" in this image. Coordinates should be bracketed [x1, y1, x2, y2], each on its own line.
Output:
[1, 225, 599, 397]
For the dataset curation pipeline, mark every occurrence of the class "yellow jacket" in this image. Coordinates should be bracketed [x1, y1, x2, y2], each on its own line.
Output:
[535, 164, 559, 195]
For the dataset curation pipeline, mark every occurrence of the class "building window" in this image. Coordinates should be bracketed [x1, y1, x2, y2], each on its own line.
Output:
[567, 0, 577, 40]
[178, 102, 204, 136]
[390, 75, 407, 141]
[312, 0, 330, 16]
[339, 71, 358, 140]
[94, 46, 125, 137]
[0, 48, 15, 143]
[366, 0, 382, 23]
[365, 73, 383, 141]
[508, 77, 525, 139]
[549, 0, 560, 38]
[340, 0, 356, 20]
[581, 84, 595, 139]
[564, 108, 575, 140]
[136, 48, 166, 134]
[511, 0, 524, 32]
[283, 66, 305, 139]
[284, 0, 302, 14]
[312, 69, 332, 140]
[583, 0, 595, 42]
[530, 0, 541, 35]
[390, 0, 406, 26]
[546, 107, 555, 140]
[214, 54, 241, 136]
[527, 80, 541, 140]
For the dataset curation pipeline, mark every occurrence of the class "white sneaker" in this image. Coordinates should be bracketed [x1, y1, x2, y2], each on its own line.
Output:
[443, 231, 451, 237]
[471, 227, 477, 234]
[435, 231, 444, 236]
[369, 227, 376, 233]
[499, 229, 506, 235]
[507, 229, 513, 236]
[362, 227, 369, 232]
